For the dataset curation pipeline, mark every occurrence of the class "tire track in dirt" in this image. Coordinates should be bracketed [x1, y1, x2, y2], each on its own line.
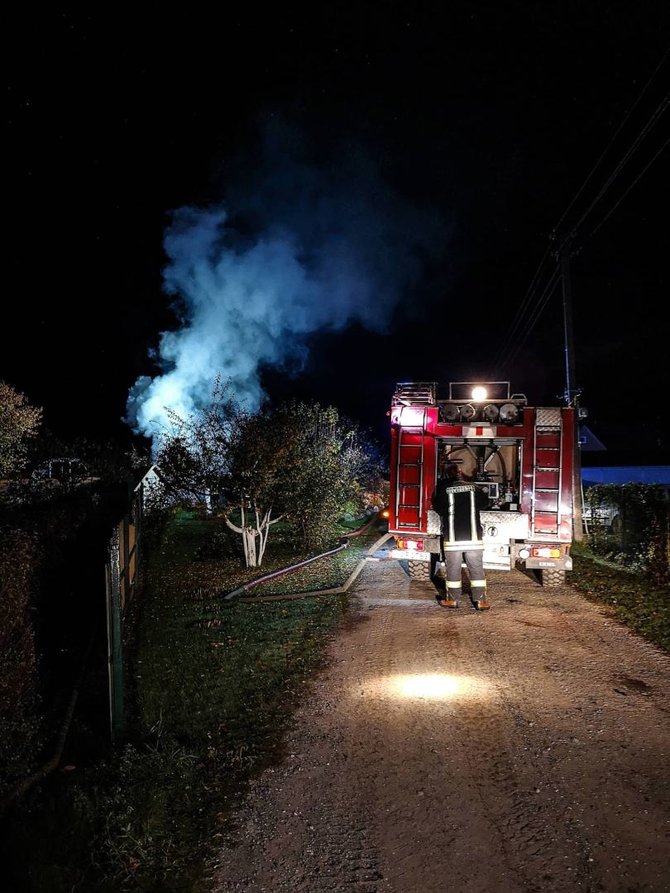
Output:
[349, 566, 579, 892]
[208, 560, 670, 893]
[456, 572, 670, 892]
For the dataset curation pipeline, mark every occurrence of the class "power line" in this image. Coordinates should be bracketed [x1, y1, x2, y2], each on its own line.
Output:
[496, 264, 561, 380]
[501, 47, 669, 389]
[584, 132, 669, 244]
[551, 45, 669, 243]
[559, 89, 669, 252]
[489, 249, 552, 374]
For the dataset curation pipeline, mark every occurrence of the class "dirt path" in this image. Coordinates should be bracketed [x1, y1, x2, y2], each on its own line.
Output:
[208, 556, 670, 893]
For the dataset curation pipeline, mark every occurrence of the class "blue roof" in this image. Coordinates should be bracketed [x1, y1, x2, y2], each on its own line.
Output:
[581, 466, 670, 486]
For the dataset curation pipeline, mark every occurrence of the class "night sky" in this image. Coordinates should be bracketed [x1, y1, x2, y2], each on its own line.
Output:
[6, 4, 670, 456]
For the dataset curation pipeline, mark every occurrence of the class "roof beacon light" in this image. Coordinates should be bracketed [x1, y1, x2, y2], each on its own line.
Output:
[471, 386, 487, 402]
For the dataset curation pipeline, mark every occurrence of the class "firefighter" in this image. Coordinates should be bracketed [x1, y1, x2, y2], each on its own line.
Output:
[431, 461, 490, 610]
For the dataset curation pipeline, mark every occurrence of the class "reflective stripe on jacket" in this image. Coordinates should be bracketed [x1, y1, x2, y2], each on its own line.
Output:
[431, 481, 485, 550]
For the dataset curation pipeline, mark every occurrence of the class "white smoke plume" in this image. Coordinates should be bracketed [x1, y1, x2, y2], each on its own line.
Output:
[125, 117, 450, 445]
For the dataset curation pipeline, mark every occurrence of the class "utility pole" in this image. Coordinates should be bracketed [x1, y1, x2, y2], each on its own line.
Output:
[558, 234, 579, 407]
[553, 232, 584, 542]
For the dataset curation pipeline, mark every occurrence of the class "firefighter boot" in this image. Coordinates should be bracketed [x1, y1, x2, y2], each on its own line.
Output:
[438, 583, 460, 608]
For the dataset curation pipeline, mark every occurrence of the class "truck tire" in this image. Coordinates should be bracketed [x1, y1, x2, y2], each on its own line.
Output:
[408, 559, 431, 581]
[541, 568, 566, 587]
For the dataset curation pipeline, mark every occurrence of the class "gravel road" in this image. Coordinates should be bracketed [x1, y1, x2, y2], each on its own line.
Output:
[207, 553, 670, 893]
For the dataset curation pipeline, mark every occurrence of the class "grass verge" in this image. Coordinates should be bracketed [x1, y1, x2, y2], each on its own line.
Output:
[569, 542, 669, 653]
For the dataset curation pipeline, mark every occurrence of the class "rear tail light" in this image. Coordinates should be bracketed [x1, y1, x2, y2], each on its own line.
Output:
[396, 538, 424, 551]
[531, 546, 562, 559]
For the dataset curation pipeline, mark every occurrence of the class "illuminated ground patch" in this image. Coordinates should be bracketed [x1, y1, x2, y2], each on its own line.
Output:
[361, 673, 493, 701]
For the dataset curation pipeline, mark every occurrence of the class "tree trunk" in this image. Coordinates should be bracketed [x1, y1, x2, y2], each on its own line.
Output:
[224, 505, 284, 568]
[242, 527, 258, 567]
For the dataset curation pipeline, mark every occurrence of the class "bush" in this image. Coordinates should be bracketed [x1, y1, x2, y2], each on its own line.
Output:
[583, 483, 669, 583]
[0, 528, 44, 804]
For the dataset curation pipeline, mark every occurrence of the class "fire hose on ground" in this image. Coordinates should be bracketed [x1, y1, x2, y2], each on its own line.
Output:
[224, 510, 392, 602]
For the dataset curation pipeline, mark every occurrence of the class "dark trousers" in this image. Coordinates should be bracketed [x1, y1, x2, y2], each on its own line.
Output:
[444, 549, 486, 600]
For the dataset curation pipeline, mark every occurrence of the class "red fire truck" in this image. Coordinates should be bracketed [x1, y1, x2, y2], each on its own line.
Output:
[387, 381, 578, 587]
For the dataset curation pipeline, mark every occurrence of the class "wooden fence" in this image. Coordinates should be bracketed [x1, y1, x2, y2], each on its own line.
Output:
[104, 468, 159, 743]
[105, 509, 138, 743]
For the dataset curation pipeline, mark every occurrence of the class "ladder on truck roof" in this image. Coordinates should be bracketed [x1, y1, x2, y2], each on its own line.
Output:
[395, 412, 428, 530]
[392, 382, 437, 406]
[531, 408, 563, 537]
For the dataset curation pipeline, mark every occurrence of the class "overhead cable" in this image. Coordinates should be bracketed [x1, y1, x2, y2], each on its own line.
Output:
[500, 47, 669, 383]
[559, 90, 669, 252]
[584, 132, 669, 244]
[496, 264, 561, 379]
[489, 249, 552, 374]
[551, 45, 669, 243]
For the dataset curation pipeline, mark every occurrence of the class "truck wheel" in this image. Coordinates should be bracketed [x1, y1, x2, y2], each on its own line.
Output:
[541, 568, 565, 587]
[408, 560, 431, 581]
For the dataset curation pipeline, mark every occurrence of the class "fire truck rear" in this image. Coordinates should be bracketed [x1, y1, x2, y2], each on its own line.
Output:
[388, 381, 577, 587]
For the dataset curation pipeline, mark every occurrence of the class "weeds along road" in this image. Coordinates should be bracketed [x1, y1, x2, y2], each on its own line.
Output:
[208, 555, 670, 893]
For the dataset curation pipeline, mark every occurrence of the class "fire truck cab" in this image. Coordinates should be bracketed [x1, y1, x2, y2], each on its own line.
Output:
[388, 381, 577, 587]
